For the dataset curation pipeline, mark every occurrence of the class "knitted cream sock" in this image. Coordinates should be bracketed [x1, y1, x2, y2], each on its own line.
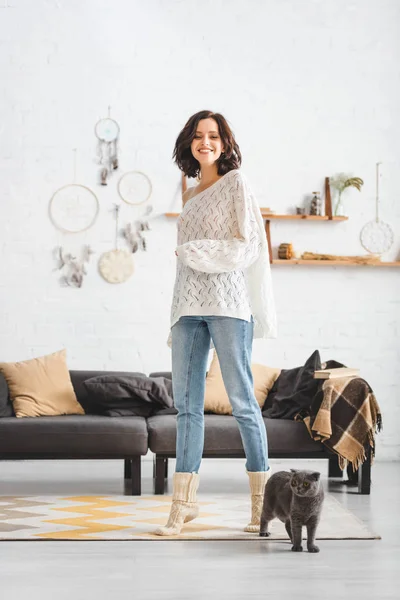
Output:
[153, 472, 200, 536]
[244, 469, 271, 533]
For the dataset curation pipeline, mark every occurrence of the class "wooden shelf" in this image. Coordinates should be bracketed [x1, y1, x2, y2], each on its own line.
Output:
[272, 259, 400, 267]
[165, 212, 348, 221]
[261, 213, 348, 221]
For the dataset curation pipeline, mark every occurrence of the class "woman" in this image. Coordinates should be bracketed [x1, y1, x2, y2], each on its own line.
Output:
[154, 110, 277, 536]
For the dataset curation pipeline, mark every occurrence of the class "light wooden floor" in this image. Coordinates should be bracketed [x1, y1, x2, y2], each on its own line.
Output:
[0, 457, 398, 600]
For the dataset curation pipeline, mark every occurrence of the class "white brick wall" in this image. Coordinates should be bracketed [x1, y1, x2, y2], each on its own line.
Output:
[0, 0, 399, 458]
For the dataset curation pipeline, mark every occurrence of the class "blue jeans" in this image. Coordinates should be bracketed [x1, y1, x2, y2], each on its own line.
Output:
[171, 316, 269, 473]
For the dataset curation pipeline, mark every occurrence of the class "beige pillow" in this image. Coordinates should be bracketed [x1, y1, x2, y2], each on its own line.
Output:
[204, 351, 281, 415]
[0, 349, 84, 418]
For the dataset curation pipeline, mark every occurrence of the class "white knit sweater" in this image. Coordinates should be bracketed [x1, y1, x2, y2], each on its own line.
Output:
[168, 169, 277, 345]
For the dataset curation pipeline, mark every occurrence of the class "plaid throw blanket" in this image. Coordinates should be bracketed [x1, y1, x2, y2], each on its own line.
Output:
[298, 376, 382, 471]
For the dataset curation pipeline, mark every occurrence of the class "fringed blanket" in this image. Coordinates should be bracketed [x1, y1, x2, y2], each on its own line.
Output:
[298, 376, 382, 471]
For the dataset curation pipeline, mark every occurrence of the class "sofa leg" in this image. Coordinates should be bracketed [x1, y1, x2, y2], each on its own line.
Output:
[328, 455, 343, 478]
[155, 456, 166, 495]
[358, 446, 372, 495]
[124, 459, 131, 480]
[130, 457, 141, 496]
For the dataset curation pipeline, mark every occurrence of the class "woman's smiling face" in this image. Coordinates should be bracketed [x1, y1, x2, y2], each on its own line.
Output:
[190, 118, 224, 167]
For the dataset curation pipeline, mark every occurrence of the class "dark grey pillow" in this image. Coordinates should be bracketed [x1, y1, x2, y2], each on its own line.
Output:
[0, 373, 14, 417]
[82, 375, 174, 417]
[148, 371, 172, 380]
[262, 350, 322, 419]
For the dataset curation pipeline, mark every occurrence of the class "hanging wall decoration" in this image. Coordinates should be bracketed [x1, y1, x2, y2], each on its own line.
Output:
[49, 149, 99, 233]
[95, 106, 120, 185]
[54, 245, 95, 288]
[118, 170, 152, 206]
[122, 205, 153, 253]
[360, 162, 394, 255]
[98, 204, 134, 284]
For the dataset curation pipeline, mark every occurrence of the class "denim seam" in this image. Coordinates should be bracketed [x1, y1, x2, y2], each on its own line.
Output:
[243, 319, 266, 472]
[182, 321, 204, 472]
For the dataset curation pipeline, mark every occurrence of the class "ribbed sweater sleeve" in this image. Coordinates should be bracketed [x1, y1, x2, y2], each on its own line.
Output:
[175, 172, 260, 274]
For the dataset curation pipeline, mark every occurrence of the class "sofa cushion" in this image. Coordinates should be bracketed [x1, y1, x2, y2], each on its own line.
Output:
[147, 414, 324, 455]
[0, 415, 148, 456]
[147, 373, 178, 414]
[69, 369, 146, 414]
[0, 350, 84, 418]
[0, 373, 14, 417]
[204, 351, 281, 415]
[82, 375, 174, 417]
[148, 372, 172, 380]
[263, 350, 322, 419]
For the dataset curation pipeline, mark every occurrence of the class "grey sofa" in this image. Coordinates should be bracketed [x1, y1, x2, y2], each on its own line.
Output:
[0, 370, 148, 495]
[0, 369, 372, 496]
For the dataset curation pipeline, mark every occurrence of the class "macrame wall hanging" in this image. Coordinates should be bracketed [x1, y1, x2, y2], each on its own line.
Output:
[95, 106, 120, 186]
[49, 149, 99, 287]
[98, 204, 134, 284]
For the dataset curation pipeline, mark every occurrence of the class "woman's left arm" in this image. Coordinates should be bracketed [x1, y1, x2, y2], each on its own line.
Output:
[175, 172, 260, 274]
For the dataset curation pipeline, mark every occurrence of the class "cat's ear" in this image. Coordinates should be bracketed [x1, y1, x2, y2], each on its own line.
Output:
[290, 469, 298, 474]
[309, 472, 321, 481]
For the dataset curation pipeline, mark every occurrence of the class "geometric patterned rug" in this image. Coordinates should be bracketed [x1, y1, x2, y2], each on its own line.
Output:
[0, 493, 380, 541]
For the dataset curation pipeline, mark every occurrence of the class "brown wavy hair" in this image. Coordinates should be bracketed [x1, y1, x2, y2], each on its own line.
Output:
[173, 110, 242, 178]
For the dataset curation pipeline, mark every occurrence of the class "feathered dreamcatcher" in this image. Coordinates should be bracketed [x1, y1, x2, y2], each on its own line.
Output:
[360, 162, 394, 254]
[49, 149, 99, 287]
[95, 106, 120, 186]
[49, 149, 99, 233]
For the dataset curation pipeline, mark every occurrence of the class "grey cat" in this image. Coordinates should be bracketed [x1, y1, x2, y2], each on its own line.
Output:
[259, 469, 324, 553]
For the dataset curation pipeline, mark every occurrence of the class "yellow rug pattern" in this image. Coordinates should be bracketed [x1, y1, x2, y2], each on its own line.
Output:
[0, 493, 379, 540]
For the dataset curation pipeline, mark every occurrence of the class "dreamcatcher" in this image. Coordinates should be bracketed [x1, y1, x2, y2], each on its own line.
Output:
[95, 106, 120, 186]
[49, 149, 99, 233]
[49, 149, 98, 287]
[117, 170, 152, 205]
[360, 162, 394, 254]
